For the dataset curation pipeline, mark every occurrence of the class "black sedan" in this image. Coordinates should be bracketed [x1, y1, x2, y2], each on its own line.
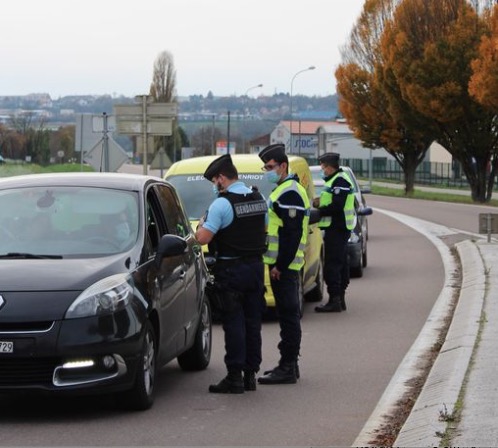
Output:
[0, 172, 212, 410]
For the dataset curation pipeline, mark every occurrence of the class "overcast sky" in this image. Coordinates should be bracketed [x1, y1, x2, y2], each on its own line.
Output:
[0, 0, 366, 99]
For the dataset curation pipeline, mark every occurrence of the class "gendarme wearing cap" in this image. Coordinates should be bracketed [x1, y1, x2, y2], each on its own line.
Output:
[318, 152, 340, 167]
[203, 154, 234, 180]
[258, 143, 286, 163]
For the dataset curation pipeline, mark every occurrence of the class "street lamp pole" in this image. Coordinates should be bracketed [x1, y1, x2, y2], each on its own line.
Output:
[242, 83, 263, 153]
[290, 66, 315, 154]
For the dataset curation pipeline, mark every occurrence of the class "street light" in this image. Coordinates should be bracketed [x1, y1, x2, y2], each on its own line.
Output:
[242, 83, 263, 152]
[244, 83, 263, 97]
[290, 66, 315, 154]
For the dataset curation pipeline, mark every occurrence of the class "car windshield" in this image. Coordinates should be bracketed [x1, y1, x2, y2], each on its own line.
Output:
[0, 186, 139, 257]
[167, 173, 273, 220]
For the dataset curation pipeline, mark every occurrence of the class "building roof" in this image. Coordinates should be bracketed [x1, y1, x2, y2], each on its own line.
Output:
[282, 120, 351, 135]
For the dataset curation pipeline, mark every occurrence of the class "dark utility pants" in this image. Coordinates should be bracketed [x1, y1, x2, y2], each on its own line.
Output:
[215, 259, 265, 372]
[269, 267, 301, 364]
[323, 228, 351, 297]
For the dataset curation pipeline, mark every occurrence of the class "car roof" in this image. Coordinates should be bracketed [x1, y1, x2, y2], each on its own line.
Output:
[166, 154, 309, 176]
[0, 172, 167, 191]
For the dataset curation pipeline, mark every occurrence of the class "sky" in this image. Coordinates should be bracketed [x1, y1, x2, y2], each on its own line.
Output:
[0, 0, 366, 99]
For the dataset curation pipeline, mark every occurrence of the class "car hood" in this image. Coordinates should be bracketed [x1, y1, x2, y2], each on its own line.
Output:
[0, 254, 133, 292]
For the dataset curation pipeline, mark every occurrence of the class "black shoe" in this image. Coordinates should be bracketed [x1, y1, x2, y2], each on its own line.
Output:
[340, 292, 347, 311]
[243, 370, 256, 391]
[264, 361, 300, 379]
[209, 371, 244, 394]
[258, 363, 297, 385]
[315, 297, 342, 313]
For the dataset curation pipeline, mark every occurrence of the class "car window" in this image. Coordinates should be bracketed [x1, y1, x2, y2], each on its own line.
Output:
[154, 184, 190, 238]
[0, 186, 139, 257]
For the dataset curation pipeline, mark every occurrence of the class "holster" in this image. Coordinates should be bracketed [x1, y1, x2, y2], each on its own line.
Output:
[205, 280, 244, 314]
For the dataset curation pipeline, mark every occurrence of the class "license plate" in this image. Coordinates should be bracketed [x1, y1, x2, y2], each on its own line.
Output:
[0, 341, 14, 353]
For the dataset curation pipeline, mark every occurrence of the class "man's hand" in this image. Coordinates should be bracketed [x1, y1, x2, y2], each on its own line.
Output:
[312, 197, 320, 208]
[270, 266, 281, 281]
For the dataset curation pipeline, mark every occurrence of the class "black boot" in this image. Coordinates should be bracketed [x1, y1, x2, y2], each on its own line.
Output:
[258, 362, 297, 385]
[340, 291, 347, 311]
[243, 370, 256, 391]
[315, 295, 342, 313]
[209, 370, 244, 394]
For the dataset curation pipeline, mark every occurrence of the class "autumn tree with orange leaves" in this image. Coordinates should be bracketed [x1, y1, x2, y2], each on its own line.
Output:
[336, 0, 437, 194]
[337, 0, 498, 202]
[469, 3, 498, 198]
[382, 0, 497, 202]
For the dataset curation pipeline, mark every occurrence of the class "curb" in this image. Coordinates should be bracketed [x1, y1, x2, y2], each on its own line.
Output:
[352, 209, 459, 446]
[394, 240, 485, 446]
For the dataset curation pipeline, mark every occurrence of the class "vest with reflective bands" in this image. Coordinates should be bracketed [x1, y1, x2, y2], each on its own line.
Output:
[215, 191, 267, 258]
[264, 178, 310, 270]
[318, 170, 356, 230]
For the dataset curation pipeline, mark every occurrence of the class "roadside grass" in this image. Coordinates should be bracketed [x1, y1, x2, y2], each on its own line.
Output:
[371, 184, 498, 207]
[0, 163, 93, 177]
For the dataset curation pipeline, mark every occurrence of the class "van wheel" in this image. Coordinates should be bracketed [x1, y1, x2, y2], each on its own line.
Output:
[298, 272, 304, 318]
[305, 257, 323, 303]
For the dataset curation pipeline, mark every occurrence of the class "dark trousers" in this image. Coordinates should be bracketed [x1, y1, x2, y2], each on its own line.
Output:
[215, 260, 265, 372]
[269, 267, 301, 364]
[323, 228, 351, 297]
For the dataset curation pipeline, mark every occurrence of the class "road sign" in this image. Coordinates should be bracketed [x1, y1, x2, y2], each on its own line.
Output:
[114, 103, 177, 117]
[479, 213, 498, 242]
[84, 138, 129, 172]
[116, 118, 173, 135]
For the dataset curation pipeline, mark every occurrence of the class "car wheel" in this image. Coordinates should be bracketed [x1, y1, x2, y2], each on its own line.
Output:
[118, 320, 156, 411]
[177, 299, 212, 371]
[362, 239, 368, 268]
[305, 257, 323, 303]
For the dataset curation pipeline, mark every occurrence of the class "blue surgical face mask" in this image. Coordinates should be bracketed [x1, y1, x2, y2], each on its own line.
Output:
[212, 184, 219, 197]
[320, 169, 327, 180]
[265, 169, 280, 184]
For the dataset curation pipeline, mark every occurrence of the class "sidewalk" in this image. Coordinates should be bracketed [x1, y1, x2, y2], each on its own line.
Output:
[393, 239, 496, 446]
[352, 210, 497, 447]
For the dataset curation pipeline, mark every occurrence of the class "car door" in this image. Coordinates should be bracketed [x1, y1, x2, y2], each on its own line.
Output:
[146, 185, 187, 356]
[153, 184, 202, 351]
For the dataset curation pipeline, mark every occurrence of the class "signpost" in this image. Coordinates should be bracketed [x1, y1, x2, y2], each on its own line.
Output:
[478, 213, 498, 242]
[114, 96, 177, 175]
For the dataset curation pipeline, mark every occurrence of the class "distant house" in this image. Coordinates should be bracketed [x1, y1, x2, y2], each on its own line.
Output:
[267, 119, 396, 163]
[248, 133, 270, 154]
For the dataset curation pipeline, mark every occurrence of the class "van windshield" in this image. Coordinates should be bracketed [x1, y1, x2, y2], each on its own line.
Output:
[167, 173, 272, 220]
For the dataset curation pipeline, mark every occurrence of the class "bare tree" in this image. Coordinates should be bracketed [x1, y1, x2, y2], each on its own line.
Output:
[149, 50, 179, 162]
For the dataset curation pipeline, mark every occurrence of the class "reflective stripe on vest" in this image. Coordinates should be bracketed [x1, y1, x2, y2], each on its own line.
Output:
[317, 171, 356, 230]
[263, 179, 310, 270]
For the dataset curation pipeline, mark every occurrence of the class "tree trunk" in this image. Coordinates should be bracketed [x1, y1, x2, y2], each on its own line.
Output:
[403, 164, 416, 195]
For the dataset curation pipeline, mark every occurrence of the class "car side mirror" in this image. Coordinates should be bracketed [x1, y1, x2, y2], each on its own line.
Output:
[357, 206, 373, 217]
[155, 234, 187, 266]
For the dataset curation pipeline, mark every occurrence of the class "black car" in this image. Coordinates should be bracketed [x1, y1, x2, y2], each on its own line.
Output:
[0, 172, 212, 410]
[310, 165, 373, 278]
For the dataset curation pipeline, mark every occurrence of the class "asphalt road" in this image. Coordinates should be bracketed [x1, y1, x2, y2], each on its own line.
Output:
[0, 192, 449, 446]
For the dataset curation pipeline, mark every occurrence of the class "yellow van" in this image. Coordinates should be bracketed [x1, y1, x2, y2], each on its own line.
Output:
[165, 154, 324, 314]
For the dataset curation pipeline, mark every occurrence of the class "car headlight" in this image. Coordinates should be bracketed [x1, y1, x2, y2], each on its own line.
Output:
[66, 274, 133, 319]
